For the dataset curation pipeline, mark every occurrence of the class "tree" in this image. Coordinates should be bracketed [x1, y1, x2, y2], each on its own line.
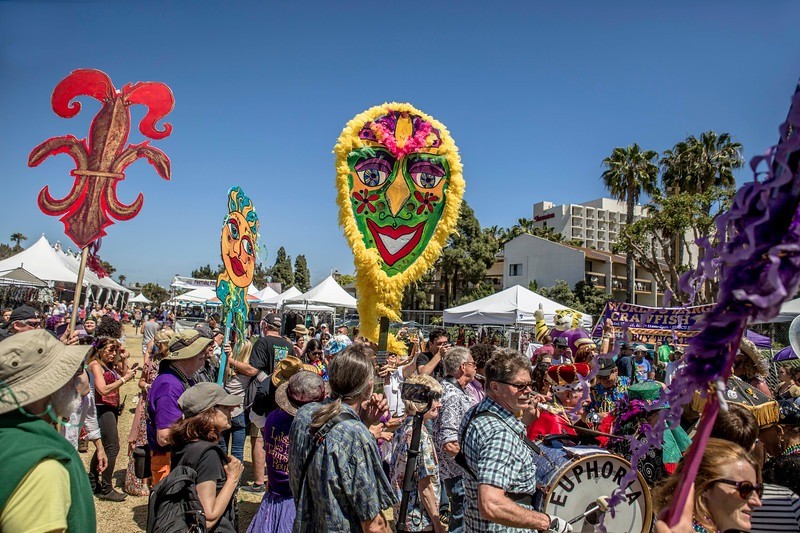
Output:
[498, 219, 565, 246]
[437, 202, 499, 308]
[118, 274, 126, 286]
[191, 264, 220, 279]
[270, 247, 294, 288]
[0, 243, 14, 260]
[661, 131, 743, 194]
[601, 143, 660, 303]
[573, 280, 612, 317]
[99, 260, 116, 276]
[252, 263, 270, 289]
[538, 280, 584, 312]
[140, 283, 170, 306]
[337, 273, 356, 287]
[456, 281, 496, 306]
[294, 255, 311, 292]
[616, 187, 733, 305]
[10, 233, 27, 250]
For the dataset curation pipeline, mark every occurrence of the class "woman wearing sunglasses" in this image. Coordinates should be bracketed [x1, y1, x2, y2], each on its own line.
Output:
[654, 438, 762, 533]
[302, 338, 328, 381]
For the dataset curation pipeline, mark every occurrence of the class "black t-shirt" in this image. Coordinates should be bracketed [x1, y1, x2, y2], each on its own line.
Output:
[416, 351, 444, 380]
[249, 335, 295, 415]
[172, 441, 236, 533]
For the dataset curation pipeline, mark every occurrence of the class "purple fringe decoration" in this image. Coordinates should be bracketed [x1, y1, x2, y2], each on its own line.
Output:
[601, 82, 800, 530]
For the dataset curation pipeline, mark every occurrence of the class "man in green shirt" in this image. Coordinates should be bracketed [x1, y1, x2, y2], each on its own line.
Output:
[0, 330, 96, 532]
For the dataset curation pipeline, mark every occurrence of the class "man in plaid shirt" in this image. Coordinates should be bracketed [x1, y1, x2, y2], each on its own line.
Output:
[460, 349, 572, 533]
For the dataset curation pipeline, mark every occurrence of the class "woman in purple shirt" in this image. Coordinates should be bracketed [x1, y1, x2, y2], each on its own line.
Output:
[247, 370, 327, 533]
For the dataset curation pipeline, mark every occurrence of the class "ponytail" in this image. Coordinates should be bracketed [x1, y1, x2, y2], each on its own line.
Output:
[310, 397, 343, 430]
[308, 343, 375, 430]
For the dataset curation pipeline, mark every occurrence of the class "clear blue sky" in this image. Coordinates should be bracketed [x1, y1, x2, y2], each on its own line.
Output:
[2, 1, 799, 288]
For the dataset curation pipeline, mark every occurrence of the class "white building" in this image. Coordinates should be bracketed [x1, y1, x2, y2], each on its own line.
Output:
[532, 198, 663, 259]
[503, 234, 665, 306]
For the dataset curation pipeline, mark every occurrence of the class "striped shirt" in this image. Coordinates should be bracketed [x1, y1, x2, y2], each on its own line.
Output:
[750, 483, 800, 532]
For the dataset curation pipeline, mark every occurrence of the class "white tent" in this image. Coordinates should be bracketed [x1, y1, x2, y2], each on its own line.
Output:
[171, 287, 216, 303]
[284, 275, 357, 309]
[443, 284, 593, 328]
[254, 286, 278, 302]
[0, 235, 85, 285]
[258, 286, 302, 309]
[129, 293, 151, 304]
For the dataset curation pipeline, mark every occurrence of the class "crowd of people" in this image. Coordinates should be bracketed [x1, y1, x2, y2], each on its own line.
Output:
[1, 300, 799, 533]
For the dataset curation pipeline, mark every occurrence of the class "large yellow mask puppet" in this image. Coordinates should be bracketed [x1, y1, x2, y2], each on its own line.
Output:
[336, 103, 464, 354]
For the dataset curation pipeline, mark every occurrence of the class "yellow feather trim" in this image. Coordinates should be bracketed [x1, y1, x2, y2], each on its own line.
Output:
[335, 102, 465, 354]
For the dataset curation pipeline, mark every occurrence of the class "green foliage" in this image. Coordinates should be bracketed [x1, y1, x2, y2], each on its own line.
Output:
[191, 264, 221, 279]
[140, 283, 170, 306]
[252, 263, 270, 289]
[337, 273, 356, 287]
[661, 131, 743, 194]
[528, 279, 539, 292]
[539, 280, 585, 312]
[117, 274, 126, 286]
[10, 233, 26, 251]
[270, 247, 294, 288]
[294, 255, 311, 292]
[573, 280, 612, 317]
[438, 201, 499, 308]
[496, 219, 566, 246]
[456, 281, 496, 305]
[99, 260, 116, 276]
[0, 243, 14, 260]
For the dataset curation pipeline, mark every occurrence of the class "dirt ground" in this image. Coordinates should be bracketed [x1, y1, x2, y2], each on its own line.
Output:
[82, 324, 263, 533]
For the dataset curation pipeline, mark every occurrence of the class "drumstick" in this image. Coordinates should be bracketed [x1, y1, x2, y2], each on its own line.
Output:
[567, 496, 610, 525]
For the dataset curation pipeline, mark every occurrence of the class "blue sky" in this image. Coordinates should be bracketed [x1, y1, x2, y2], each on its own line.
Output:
[2, 1, 799, 288]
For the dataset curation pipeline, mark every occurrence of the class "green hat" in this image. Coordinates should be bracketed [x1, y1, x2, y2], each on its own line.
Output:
[628, 381, 664, 404]
[165, 329, 212, 361]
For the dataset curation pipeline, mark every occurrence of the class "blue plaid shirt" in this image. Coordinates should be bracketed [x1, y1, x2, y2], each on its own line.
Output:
[461, 396, 538, 532]
[289, 401, 397, 532]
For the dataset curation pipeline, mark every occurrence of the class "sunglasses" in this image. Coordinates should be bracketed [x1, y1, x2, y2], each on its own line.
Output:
[312, 350, 323, 355]
[714, 479, 763, 499]
[23, 320, 42, 328]
[497, 380, 534, 392]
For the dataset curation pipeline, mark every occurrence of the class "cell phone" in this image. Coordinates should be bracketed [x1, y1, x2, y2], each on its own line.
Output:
[375, 350, 388, 367]
[400, 382, 440, 403]
[130, 363, 140, 371]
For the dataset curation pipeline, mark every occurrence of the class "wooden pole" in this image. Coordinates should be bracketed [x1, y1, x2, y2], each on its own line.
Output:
[68, 247, 89, 335]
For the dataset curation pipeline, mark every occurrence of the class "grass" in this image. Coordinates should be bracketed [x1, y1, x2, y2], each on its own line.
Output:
[82, 324, 263, 532]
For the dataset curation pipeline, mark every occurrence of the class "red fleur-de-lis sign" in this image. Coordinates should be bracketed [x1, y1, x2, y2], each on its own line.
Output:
[28, 68, 174, 249]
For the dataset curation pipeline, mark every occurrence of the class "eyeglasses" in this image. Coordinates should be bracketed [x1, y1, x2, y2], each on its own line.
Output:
[312, 350, 323, 355]
[463, 361, 477, 367]
[23, 320, 41, 328]
[497, 380, 534, 392]
[714, 479, 763, 499]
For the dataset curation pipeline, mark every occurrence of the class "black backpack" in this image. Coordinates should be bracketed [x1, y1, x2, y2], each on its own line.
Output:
[146, 441, 228, 533]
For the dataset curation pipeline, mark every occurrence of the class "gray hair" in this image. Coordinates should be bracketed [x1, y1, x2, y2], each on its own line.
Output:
[484, 348, 531, 386]
[310, 343, 374, 429]
[444, 346, 471, 377]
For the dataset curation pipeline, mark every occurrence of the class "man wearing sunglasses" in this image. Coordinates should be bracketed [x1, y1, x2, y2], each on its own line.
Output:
[0, 305, 41, 339]
[460, 348, 572, 533]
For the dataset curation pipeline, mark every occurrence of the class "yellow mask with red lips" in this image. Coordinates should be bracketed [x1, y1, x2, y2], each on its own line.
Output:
[336, 103, 464, 353]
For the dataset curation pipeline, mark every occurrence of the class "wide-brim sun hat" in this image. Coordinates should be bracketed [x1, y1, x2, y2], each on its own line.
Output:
[165, 329, 212, 360]
[0, 330, 91, 415]
[274, 370, 329, 416]
[271, 355, 305, 387]
[293, 325, 309, 336]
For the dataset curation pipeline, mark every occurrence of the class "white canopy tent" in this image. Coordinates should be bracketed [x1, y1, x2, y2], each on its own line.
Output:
[129, 293, 151, 304]
[0, 235, 86, 285]
[761, 297, 800, 323]
[258, 286, 302, 309]
[254, 286, 279, 302]
[443, 284, 593, 328]
[169, 287, 216, 304]
[284, 275, 357, 309]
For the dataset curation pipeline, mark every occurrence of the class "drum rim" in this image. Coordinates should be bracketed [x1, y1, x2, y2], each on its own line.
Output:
[542, 452, 653, 533]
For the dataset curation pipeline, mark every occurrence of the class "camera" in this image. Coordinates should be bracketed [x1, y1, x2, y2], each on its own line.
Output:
[400, 382, 441, 404]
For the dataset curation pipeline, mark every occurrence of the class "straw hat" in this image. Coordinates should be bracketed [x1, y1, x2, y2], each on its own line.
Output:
[293, 325, 309, 336]
[738, 337, 768, 375]
[165, 329, 212, 361]
[274, 370, 328, 416]
[271, 355, 304, 387]
[0, 330, 91, 414]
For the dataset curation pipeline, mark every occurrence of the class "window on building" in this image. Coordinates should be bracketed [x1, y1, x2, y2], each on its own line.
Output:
[509, 263, 522, 276]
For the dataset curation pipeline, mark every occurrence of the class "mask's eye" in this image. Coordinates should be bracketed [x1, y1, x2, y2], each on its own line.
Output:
[226, 218, 240, 240]
[354, 158, 392, 187]
[242, 236, 254, 257]
[409, 161, 446, 189]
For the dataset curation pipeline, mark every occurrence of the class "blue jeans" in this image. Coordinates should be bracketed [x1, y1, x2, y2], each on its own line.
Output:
[220, 412, 246, 463]
[444, 476, 465, 533]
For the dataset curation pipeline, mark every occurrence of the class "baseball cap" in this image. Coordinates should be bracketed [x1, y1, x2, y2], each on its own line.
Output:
[263, 313, 281, 328]
[166, 329, 213, 360]
[597, 357, 617, 377]
[0, 330, 90, 414]
[9, 305, 40, 323]
[553, 337, 568, 347]
[178, 382, 241, 418]
[634, 344, 647, 353]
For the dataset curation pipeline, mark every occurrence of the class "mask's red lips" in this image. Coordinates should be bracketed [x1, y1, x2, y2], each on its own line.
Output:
[367, 220, 424, 266]
[229, 256, 246, 277]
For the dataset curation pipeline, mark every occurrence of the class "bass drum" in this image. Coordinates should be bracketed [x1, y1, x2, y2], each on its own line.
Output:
[534, 444, 653, 533]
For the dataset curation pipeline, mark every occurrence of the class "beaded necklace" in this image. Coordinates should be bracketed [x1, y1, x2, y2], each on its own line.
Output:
[782, 443, 800, 457]
[691, 518, 718, 533]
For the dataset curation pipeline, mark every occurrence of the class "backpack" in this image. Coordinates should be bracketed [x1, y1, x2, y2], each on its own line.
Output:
[146, 441, 228, 533]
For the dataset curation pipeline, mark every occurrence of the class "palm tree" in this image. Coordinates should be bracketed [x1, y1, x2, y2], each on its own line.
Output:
[661, 131, 743, 194]
[601, 144, 660, 303]
[118, 274, 127, 286]
[9, 233, 27, 249]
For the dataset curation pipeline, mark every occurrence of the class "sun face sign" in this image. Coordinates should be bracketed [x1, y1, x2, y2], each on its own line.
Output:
[220, 187, 259, 288]
[336, 103, 464, 351]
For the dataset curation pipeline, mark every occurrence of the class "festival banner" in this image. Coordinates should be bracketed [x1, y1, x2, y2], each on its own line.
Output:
[591, 300, 713, 345]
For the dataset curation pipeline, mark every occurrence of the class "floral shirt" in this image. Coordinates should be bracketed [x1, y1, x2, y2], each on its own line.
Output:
[434, 379, 476, 480]
[590, 376, 630, 414]
[390, 418, 440, 532]
[289, 401, 396, 532]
